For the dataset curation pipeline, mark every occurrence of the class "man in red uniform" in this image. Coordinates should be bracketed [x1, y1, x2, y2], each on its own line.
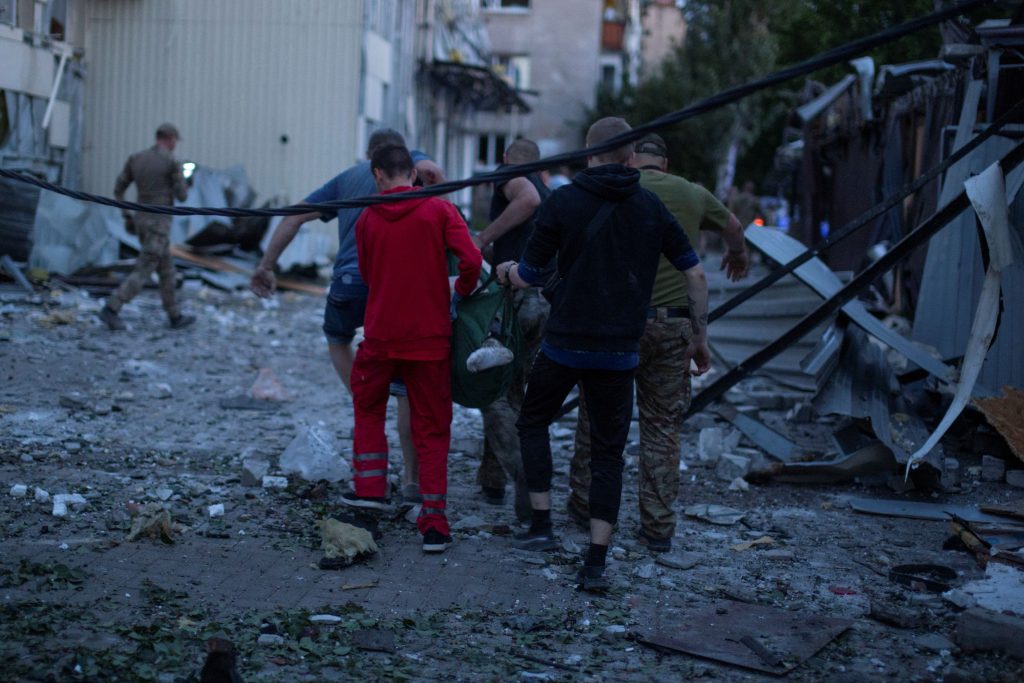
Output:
[346, 144, 482, 552]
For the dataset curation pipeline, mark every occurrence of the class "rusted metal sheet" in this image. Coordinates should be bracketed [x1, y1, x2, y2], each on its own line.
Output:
[975, 387, 1024, 463]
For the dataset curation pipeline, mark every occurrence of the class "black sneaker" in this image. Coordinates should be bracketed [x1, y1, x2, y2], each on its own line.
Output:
[576, 565, 610, 593]
[339, 491, 390, 511]
[480, 486, 505, 505]
[637, 531, 672, 553]
[169, 314, 196, 329]
[330, 508, 383, 540]
[512, 528, 559, 552]
[98, 306, 126, 331]
[422, 530, 453, 553]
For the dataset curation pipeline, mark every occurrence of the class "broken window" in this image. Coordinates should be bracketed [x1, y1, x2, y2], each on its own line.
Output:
[481, 0, 530, 11]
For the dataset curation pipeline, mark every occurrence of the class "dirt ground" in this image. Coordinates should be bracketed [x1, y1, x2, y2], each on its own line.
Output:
[1, 280, 1022, 682]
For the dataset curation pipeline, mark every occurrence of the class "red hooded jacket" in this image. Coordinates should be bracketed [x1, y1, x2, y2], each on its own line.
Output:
[355, 187, 482, 359]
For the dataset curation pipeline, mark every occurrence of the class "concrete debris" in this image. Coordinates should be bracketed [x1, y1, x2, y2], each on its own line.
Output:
[942, 457, 961, 489]
[279, 426, 351, 482]
[208, 503, 225, 518]
[943, 589, 976, 611]
[715, 453, 751, 482]
[241, 458, 270, 487]
[656, 551, 702, 570]
[261, 475, 288, 490]
[955, 608, 1024, 659]
[698, 427, 724, 463]
[959, 563, 1024, 615]
[450, 515, 488, 531]
[634, 563, 657, 579]
[148, 382, 173, 399]
[59, 392, 88, 410]
[257, 633, 285, 646]
[404, 503, 421, 525]
[868, 601, 925, 629]
[9, 484, 28, 497]
[155, 487, 173, 501]
[914, 633, 955, 654]
[762, 549, 794, 561]
[786, 402, 815, 423]
[980, 455, 1005, 482]
[250, 367, 293, 401]
[728, 476, 750, 492]
[51, 493, 88, 517]
[34, 487, 50, 503]
[1007, 469, 1024, 489]
[684, 504, 745, 526]
[309, 614, 343, 624]
[718, 406, 797, 462]
[127, 503, 175, 543]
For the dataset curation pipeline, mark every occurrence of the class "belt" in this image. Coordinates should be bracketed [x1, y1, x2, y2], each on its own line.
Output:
[647, 306, 689, 320]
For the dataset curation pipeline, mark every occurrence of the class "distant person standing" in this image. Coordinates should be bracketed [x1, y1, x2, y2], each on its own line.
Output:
[100, 123, 193, 331]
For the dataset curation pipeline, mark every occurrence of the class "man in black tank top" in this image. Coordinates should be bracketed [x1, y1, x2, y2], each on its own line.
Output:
[472, 139, 551, 520]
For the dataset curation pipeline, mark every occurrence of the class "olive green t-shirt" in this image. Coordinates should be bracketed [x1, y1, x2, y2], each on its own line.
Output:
[641, 170, 730, 307]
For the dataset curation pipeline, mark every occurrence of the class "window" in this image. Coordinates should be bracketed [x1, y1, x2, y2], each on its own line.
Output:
[477, 133, 507, 168]
[482, 0, 530, 12]
[0, 0, 16, 27]
[494, 54, 530, 90]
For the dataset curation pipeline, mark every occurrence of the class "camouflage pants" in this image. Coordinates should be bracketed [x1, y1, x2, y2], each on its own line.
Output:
[477, 290, 549, 490]
[570, 317, 692, 540]
[107, 214, 179, 318]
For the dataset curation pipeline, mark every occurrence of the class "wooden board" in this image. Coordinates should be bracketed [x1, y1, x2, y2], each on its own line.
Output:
[169, 245, 325, 296]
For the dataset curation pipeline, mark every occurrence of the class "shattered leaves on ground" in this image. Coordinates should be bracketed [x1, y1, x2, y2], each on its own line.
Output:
[3, 281, 1024, 681]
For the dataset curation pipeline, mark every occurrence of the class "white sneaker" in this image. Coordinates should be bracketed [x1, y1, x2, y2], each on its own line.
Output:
[466, 338, 514, 373]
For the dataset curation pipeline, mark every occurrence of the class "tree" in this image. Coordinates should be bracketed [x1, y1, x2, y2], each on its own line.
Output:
[585, 0, 1001, 196]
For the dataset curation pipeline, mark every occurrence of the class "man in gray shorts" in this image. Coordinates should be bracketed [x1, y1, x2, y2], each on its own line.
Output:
[251, 129, 445, 503]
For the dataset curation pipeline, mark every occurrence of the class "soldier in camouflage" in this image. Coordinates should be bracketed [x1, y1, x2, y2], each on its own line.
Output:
[472, 139, 551, 521]
[99, 123, 194, 331]
[569, 133, 750, 551]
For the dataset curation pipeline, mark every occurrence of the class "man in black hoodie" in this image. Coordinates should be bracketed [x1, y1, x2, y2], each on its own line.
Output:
[496, 117, 711, 591]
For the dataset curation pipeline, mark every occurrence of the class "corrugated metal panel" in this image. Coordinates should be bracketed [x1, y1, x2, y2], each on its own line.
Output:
[913, 134, 1024, 390]
[81, 0, 363, 209]
[707, 267, 835, 391]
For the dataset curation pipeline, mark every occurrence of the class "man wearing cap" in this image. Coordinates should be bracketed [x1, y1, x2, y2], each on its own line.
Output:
[569, 132, 750, 553]
[100, 123, 193, 331]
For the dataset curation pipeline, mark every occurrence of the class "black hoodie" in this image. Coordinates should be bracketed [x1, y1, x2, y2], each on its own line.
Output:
[521, 163, 696, 355]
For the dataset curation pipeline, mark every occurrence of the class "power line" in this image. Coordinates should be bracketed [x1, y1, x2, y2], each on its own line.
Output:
[0, 0, 994, 218]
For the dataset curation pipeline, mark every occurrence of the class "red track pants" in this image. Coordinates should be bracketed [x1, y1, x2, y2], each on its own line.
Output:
[351, 347, 452, 536]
